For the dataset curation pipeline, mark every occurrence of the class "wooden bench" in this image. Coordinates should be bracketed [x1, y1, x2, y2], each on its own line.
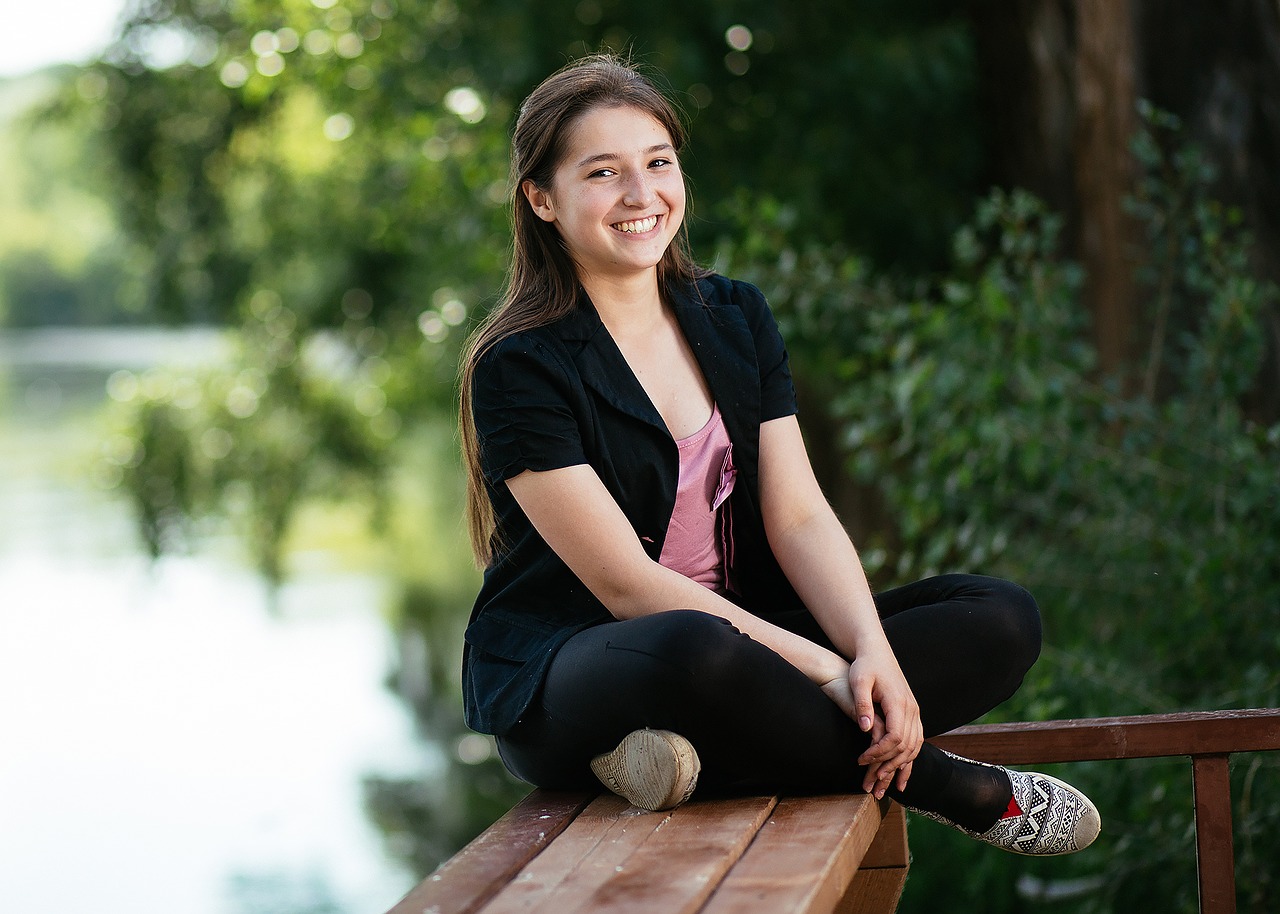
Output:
[391, 708, 1280, 914]
[388, 790, 909, 914]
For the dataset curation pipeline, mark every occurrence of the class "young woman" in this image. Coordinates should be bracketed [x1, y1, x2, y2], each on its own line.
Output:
[458, 54, 1099, 856]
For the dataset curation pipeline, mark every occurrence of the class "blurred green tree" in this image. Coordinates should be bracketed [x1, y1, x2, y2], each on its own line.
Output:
[75, 0, 982, 329]
[0, 71, 145, 326]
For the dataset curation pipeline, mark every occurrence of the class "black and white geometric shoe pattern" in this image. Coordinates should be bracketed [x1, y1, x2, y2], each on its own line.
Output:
[909, 753, 1101, 856]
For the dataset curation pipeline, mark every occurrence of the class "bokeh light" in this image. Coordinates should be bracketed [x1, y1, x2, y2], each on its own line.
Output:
[725, 24, 753, 51]
[219, 60, 249, 88]
[444, 87, 486, 124]
[324, 113, 355, 141]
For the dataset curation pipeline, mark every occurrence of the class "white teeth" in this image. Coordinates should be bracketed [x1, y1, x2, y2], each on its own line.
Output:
[613, 215, 658, 234]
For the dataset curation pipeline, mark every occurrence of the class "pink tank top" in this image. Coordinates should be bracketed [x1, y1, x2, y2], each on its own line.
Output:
[658, 404, 737, 591]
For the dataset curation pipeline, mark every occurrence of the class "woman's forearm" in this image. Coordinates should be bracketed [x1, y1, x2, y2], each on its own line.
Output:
[766, 507, 890, 660]
[601, 558, 850, 687]
[755, 416, 890, 661]
[507, 463, 850, 688]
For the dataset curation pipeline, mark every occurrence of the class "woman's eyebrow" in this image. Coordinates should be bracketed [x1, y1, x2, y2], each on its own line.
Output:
[574, 143, 674, 169]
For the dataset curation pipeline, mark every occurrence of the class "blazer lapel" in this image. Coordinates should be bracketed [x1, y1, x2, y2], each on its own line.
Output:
[554, 281, 764, 461]
[557, 291, 668, 433]
[673, 282, 762, 477]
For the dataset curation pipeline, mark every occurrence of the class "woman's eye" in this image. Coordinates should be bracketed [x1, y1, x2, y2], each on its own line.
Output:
[589, 168, 617, 178]
[650, 158, 672, 169]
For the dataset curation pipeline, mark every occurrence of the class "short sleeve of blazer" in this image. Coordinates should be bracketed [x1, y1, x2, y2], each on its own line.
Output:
[472, 336, 587, 485]
[732, 279, 798, 422]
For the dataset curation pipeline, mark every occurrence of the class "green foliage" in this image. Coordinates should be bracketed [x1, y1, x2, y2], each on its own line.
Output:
[0, 71, 146, 326]
[103, 300, 395, 585]
[60, 0, 980, 335]
[722, 122, 1279, 911]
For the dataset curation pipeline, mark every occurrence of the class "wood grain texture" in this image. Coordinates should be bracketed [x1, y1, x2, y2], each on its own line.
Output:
[386, 790, 592, 914]
[480, 794, 776, 914]
[838, 867, 909, 914]
[858, 802, 909, 870]
[933, 709, 1280, 764]
[699, 793, 884, 914]
[1192, 755, 1237, 914]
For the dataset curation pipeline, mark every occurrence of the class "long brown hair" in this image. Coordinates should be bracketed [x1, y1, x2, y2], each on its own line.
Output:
[459, 54, 703, 566]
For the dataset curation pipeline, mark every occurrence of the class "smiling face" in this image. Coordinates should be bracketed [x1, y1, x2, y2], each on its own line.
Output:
[522, 104, 687, 286]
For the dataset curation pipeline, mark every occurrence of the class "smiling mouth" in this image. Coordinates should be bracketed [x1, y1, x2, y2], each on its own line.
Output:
[612, 215, 659, 234]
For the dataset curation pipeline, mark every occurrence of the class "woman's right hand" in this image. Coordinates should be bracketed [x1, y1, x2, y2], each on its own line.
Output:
[819, 652, 921, 798]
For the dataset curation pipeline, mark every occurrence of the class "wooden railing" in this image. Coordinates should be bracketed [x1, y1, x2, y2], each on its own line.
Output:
[933, 708, 1280, 914]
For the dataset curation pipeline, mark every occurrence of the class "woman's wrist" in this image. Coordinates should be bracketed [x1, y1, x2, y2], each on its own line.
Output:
[808, 648, 851, 687]
[849, 628, 895, 661]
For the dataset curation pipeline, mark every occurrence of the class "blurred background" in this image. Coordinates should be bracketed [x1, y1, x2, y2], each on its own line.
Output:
[1, 1, 1278, 912]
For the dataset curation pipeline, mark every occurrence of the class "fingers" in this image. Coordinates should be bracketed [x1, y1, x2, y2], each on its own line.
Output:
[893, 760, 913, 793]
[857, 699, 923, 797]
[860, 715, 888, 792]
[854, 678, 876, 734]
[863, 756, 899, 799]
[847, 656, 923, 797]
[862, 738, 917, 797]
[857, 714, 898, 767]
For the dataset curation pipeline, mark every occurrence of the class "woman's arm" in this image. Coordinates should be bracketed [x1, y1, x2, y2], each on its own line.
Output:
[505, 463, 849, 691]
[757, 414, 922, 794]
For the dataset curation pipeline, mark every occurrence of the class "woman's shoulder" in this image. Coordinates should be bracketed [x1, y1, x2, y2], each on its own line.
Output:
[692, 272, 767, 308]
[472, 325, 581, 401]
[685, 273, 776, 331]
[478, 322, 571, 366]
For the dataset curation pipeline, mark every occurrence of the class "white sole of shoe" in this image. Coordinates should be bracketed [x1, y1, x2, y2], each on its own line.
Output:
[589, 729, 700, 812]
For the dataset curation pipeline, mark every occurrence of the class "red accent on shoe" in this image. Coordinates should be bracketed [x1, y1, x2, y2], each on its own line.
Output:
[1001, 795, 1024, 820]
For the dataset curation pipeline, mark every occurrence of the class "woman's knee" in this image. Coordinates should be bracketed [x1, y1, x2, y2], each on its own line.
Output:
[615, 609, 753, 681]
[974, 576, 1043, 675]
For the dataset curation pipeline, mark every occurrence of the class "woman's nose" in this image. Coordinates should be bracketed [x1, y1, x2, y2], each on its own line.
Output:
[621, 173, 655, 207]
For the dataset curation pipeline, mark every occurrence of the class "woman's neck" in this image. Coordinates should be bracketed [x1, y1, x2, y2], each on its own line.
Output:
[580, 269, 665, 337]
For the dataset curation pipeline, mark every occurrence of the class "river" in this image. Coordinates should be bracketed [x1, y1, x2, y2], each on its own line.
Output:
[0, 328, 447, 914]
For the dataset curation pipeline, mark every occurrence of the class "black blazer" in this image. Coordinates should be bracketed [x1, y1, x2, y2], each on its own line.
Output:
[463, 273, 807, 734]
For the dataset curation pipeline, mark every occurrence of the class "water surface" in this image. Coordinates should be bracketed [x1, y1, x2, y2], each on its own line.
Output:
[0, 328, 438, 914]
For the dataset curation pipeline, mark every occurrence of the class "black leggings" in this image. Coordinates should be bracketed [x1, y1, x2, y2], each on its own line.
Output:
[497, 574, 1041, 812]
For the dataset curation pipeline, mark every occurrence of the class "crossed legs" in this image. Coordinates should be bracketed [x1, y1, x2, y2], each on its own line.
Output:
[496, 573, 1040, 822]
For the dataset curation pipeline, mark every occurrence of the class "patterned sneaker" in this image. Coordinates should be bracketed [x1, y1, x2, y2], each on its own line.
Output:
[590, 729, 700, 812]
[912, 757, 1101, 856]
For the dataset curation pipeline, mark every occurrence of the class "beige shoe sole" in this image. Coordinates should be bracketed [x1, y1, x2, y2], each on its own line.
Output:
[590, 729, 700, 811]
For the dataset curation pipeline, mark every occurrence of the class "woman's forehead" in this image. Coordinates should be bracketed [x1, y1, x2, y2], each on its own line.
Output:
[561, 105, 674, 162]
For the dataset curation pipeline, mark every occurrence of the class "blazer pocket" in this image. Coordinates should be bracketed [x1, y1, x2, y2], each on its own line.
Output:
[464, 608, 562, 663]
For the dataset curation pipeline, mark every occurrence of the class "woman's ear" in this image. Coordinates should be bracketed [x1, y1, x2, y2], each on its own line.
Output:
[522, 180, 556, 223]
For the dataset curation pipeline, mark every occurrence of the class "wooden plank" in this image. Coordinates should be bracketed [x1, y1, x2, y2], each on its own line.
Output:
[839, 803, 909, 914]
[479, 793, 660, 913]
[932, 709, 1280, 765]
[839, 868, 909, 914]
[588, 796, 777, 914]
[483, 794, 776, 914]
[386, 789, 593, 914]
[699, 793, 884, 914]
[1192, 755, 1237, 914]
[858, 801, 909, 869]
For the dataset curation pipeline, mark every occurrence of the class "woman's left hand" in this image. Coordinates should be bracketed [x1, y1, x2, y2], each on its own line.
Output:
[848, 646, 922, 797]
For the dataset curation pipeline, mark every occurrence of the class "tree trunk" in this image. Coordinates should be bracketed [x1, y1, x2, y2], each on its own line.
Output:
[1074, 0, 1141, 379]
[1138, 0, 1280, 419]
[967, 0, 1077, 221]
